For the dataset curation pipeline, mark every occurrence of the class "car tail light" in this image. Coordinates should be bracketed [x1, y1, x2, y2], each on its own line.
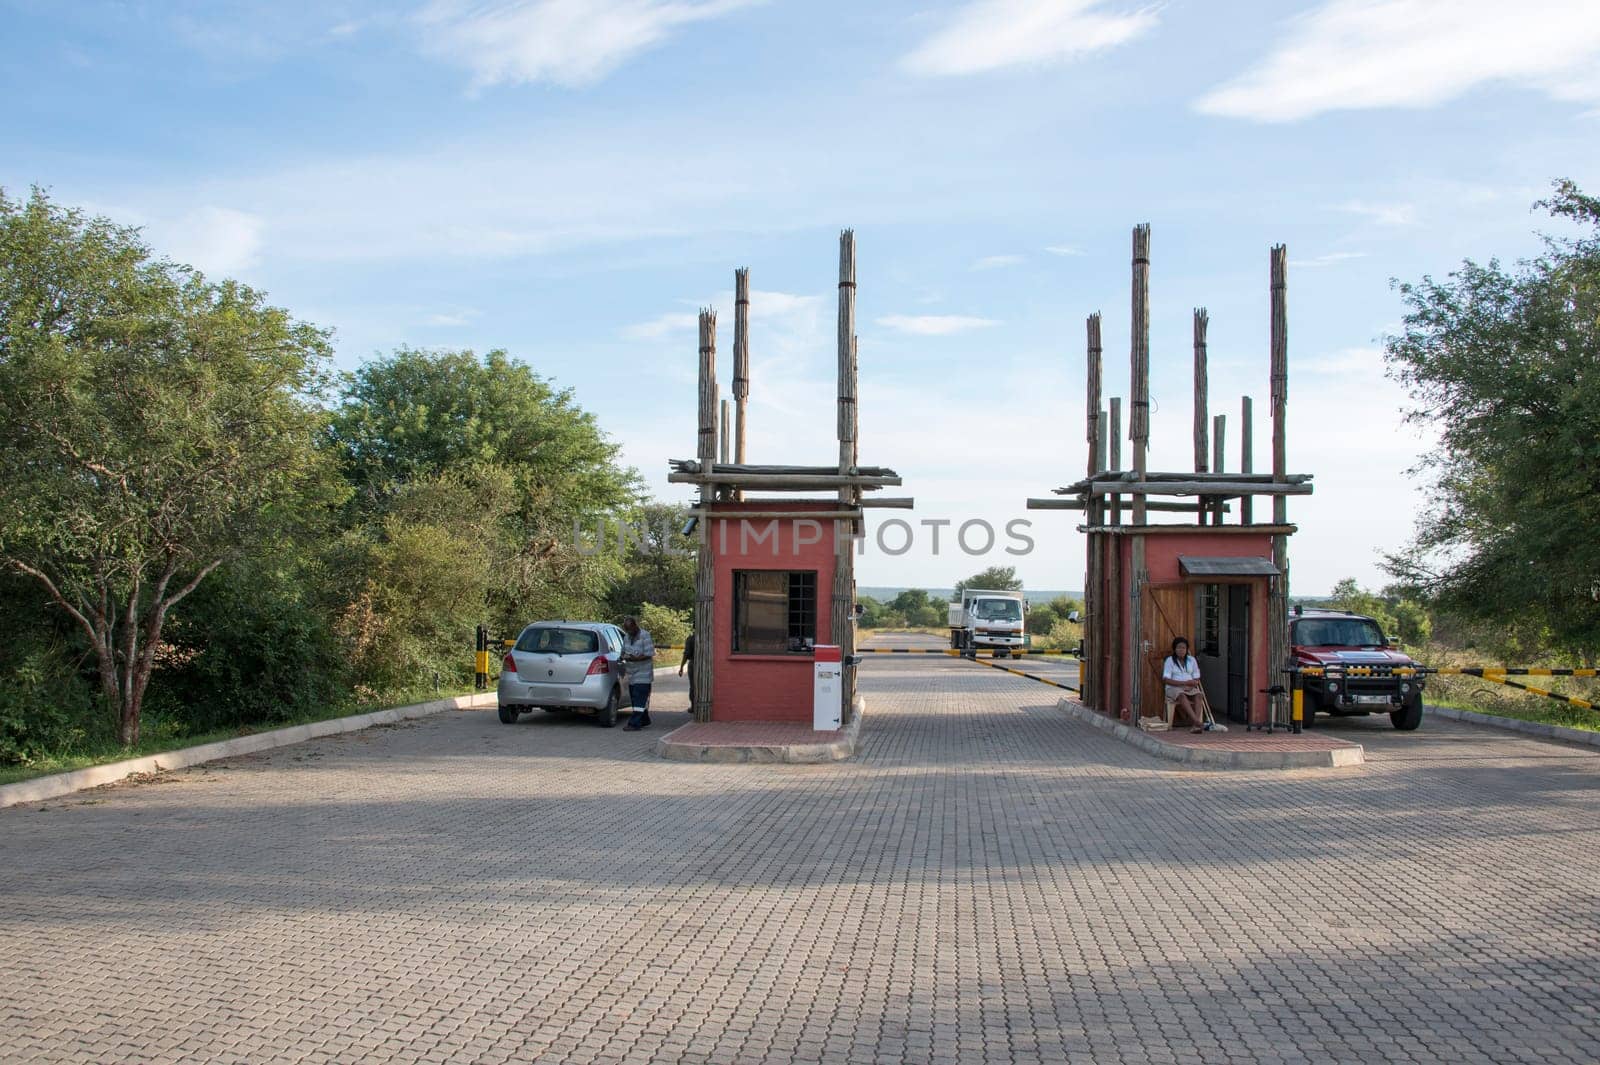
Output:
[586, 656, 609, 677]
[502, 653, 516, 672]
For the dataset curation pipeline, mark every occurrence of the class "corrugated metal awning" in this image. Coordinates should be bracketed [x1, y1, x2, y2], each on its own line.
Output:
[1179, 555, 1279, 577]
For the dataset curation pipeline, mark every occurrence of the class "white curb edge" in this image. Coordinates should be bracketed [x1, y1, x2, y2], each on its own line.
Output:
[1, 692, 499, 809]
[1426, 703, 1600, 750]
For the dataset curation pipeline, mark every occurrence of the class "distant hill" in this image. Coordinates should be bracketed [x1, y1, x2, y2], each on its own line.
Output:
[859, 586, 1082, 604]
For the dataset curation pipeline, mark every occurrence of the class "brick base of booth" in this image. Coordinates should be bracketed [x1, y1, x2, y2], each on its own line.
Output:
[1055, 697, 1364, 769]
[657, 699, 864, 764]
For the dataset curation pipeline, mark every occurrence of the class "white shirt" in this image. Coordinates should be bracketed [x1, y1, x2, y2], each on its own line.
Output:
[622, 628, 655, 684]
[1162, 654, 1201, 686]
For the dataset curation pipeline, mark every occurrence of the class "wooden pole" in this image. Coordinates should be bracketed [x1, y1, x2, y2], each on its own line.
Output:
[1129, 225, 1150, 722]
[1212, 413, 1226, 525]
[1241, 396, 1254, 525]
[693, 309, 718, 723]
[835, 230, 858, 723]
[1108, 398, 1123, 525]
[720, 398, 730, 465]
[1269, 245, 1289, 700]
[1106, 529, 1121, 716]
[1193, 308, 1209, 524]
[1130, 224, 1151, 528]
[732, 268, 750, 500]
[1084, 314, 1103, 708]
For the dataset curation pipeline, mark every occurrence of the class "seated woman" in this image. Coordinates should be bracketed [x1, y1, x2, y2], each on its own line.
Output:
[1162, 636, 1206, 732]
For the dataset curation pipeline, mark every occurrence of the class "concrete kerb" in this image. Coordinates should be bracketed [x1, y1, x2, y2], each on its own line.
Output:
[0, 692, 499, 809]
[657, 697, 866, 764]
[1053, 696, 1365, 769]
[1426, 702, 1600, 750]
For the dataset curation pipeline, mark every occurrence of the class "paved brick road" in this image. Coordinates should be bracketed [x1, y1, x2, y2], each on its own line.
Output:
[4, 657, 1599, 1064]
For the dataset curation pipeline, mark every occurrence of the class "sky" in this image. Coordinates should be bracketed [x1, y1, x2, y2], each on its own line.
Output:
[4, 0, 1598, 595]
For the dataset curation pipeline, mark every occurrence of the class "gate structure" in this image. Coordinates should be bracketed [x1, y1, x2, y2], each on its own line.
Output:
[1029, 226, 1313, 727]
[667, 231, 913, 726]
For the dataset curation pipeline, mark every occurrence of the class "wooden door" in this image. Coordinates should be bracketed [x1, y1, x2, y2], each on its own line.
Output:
[1140, 584, 1192, 720]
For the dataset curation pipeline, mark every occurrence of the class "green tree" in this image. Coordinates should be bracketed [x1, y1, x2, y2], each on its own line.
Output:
[327, 346, 637, 519]
[327, 347, 638, 635]
[0, 188, 342, 745]
[1384, 180, 1600, 656]
[606, 502, 696, 617]
[954, 566, 1024, 595]
[888, 588, 946, 627]
[1327, 578, 1433, 646]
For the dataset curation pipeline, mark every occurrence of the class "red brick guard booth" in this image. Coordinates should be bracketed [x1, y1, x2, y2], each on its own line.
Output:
[1030, 226, 1313, 732]
[665, 233, 912, 735]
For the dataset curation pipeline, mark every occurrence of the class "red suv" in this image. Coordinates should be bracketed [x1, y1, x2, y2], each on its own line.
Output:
[1290, 608, 1424, 730]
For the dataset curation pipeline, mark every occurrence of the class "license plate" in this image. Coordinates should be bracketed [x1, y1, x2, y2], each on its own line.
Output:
[1353, 694, 1390, 705]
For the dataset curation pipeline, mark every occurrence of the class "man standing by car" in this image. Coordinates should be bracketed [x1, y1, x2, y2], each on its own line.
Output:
[620, 616, 656, 731]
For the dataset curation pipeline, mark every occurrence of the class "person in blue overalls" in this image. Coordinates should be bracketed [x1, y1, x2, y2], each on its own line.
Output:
[620, 616, 656, 731]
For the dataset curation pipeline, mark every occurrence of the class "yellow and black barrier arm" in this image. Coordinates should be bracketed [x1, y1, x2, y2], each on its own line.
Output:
[962, 654, 1080, 694]
[1454, 672, 1596, 711]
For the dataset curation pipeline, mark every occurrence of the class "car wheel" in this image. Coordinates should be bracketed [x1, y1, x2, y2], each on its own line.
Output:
[497, 706, 520, 725]
[597, 686, 619, 728]
[1391, 697, 1423, 731]
[1299, 700, 1316, 729]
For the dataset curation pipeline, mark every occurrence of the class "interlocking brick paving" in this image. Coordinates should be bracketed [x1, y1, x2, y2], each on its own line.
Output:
[3, 658, 1599, 1064]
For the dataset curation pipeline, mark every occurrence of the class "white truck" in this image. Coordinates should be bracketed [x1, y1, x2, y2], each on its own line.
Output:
[948, 589, 1027, 658]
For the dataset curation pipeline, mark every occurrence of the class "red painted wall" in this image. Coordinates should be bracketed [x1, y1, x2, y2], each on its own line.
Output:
[706, 501, 843, 723]
[1113, 532, 1276, 725]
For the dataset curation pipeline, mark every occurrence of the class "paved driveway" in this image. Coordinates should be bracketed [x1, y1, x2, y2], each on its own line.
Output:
[3, 658, 1599, 1064]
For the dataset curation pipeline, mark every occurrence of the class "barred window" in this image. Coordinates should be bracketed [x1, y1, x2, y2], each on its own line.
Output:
[733, 570, 818, 654]
[1195, 583, 1221, 657]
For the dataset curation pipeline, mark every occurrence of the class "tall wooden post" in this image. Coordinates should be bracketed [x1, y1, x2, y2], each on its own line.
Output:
[1093, 409, 1107, 707]
[1193, 308, 1209, 525]
[720, 399, 730, 465]
[1269, 246, 1290, 696]
[1108, 398, 1123, 525]
[733, 268, 751, 500]
[1240, 396, 1254, 525]
[1128, 225, 1150, 720]
[1084, 314, 1103, 708]
[1212, 414, 1227, 527]
[693, 310, 718, 723]
[1130, 225, 1151, 527]
[834, 230, 858, 724]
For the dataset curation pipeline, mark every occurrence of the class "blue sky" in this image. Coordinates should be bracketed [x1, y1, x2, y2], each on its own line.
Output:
[5, 0, 1598, 593]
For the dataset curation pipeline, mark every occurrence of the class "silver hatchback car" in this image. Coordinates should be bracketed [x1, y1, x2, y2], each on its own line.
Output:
[497, 621, 629, 727]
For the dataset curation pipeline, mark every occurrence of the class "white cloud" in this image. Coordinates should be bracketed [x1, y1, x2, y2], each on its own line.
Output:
[622, 310, 699, 340]
[877, 314, 999, 336]
[1290, 250, 1368, 268]
[422, 308, 481, 326]
[418, 0, 759, 89]
[1335, 200, 1416, 227]
[901, 0, 1158, 76]
[1045, 244, 1086, 256]
[159, 206, 265, 276]
[1196, 0, 1600, 122]
[972, 254, 1024, 270]
[1302, 346, 1385, 375]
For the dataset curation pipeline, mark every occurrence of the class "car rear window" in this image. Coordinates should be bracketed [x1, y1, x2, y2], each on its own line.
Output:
[516, 627, 600, 655]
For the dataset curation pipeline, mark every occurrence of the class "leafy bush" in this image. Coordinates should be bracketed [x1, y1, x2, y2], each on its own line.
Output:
[637, 602, 690, 648]
[0, 636, 100, 765]
[154, 552, 347, 733]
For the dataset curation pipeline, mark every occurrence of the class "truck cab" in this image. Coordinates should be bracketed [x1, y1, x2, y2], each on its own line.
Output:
[1290, 607, 1424, 730]
[949, 589, 1027, 658]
